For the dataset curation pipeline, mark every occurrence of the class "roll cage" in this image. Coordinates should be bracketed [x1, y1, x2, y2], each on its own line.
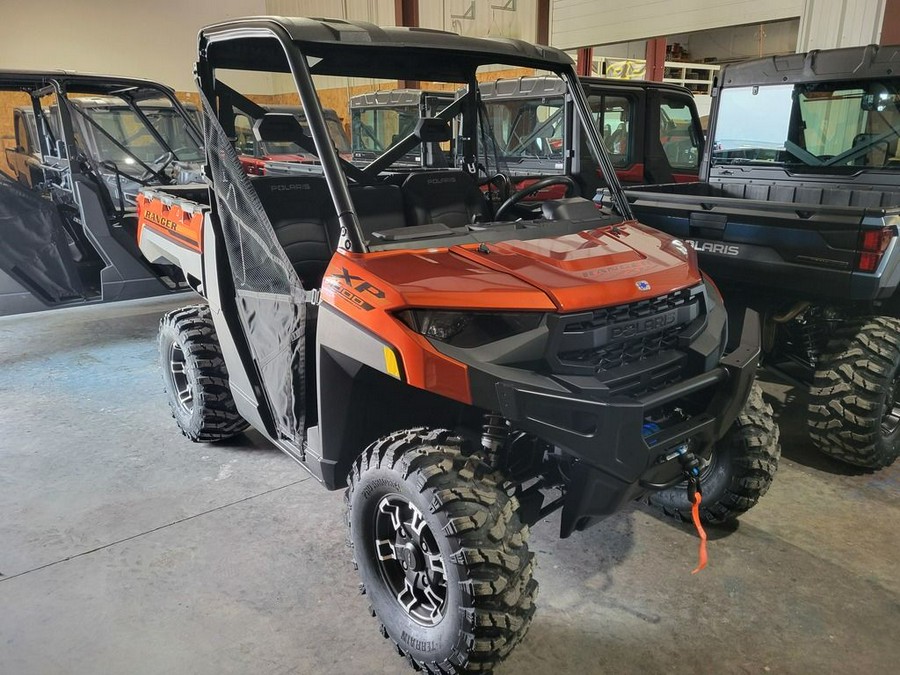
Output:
[196, 17, 634, 254]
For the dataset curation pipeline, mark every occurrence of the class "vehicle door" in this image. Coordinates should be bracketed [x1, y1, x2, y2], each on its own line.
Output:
[584, 85, 644, 185]
[654, 90, 703, 183]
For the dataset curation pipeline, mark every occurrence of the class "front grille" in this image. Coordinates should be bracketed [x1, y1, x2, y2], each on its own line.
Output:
[559, 324, 682, 371]
[563, 288, 695, 333]
[549, 286, 705, 396]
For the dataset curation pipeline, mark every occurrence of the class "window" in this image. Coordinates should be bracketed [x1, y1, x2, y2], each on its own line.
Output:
[233, 113, 255, 155]
[712, 80, 900, 171]
[797, 85, 899, 167]
[659, 96, 700, 170]
[486, 99, 565, 160]
[352, 105, 419, 154]
[588, 95, 632, 167]
[15, 114, 32, 152]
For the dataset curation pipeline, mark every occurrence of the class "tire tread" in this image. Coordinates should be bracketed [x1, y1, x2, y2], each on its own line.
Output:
[159, 305, 248, 442]
[808, 316, 900, 468]
[346, 428, 537, 674]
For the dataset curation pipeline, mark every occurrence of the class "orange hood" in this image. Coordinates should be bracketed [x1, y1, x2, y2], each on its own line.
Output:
[354, 221, 700, 313]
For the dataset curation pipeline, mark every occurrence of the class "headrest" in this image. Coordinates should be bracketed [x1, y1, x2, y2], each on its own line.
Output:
[253, 112, 306, 144]
[414, 117, 452, 143]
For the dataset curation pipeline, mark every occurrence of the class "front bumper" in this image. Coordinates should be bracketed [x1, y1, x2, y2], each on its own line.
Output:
[488, 309, 761, 537]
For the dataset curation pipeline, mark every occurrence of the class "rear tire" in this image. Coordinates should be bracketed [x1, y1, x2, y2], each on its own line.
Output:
[346, 428, 537, 674]
[808, 316, 900, 469]
[648, 382, 781, 524]
[158, 305, 248, 442]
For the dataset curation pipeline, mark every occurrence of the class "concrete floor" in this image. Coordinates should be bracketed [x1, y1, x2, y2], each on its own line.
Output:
[0, 296, 897, 675]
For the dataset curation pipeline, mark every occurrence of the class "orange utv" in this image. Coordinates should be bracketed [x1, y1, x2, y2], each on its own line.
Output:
[136, 17, 779, 674]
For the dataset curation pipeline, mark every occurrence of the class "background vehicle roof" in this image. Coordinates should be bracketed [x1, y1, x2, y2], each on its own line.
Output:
[0, 70, 176, 98]
[478, 75, 695, 101]
[579, 76, 694, 96]
[719, 43, 900, 87]
[349, 89, 455, 108]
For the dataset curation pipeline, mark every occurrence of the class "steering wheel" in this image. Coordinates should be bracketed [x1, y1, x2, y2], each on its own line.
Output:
[138, 150, 175, 182]
[494, 175, 578, 221]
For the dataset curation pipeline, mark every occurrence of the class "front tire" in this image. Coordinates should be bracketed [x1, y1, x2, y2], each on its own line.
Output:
[346, 428, 537, 674]
[158, 305, 249, 442]
[648, 382, 781, 524]
[808, 316, 900, 469]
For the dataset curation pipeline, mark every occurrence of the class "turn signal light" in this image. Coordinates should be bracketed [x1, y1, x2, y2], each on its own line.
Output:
[857, 227, 896, 272]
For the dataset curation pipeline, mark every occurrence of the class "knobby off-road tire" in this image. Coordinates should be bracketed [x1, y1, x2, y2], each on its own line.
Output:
[158, 305, 249, 442]
[648, 382, 781, 524]
[808, 316, 900, 469]
[346, 428, 537, 674]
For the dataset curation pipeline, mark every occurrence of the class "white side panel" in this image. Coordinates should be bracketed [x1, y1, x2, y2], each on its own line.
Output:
[796, 0, 886, 51]
[138, 228, 205, 291]
[419, 0, 539, 41]
[265, 0, 394, 22]
[551, 0, 804, 50]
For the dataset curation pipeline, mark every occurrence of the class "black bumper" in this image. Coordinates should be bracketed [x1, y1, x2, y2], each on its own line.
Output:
[494, 309, 761, 537]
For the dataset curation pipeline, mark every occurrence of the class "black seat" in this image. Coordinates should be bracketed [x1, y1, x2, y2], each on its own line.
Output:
[339, 184, 406, 244]
[401, 170, 488, 228]
[251, 175, 337, 289]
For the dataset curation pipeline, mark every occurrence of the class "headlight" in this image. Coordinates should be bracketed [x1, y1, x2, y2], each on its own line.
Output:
[397, 310, 544, 348]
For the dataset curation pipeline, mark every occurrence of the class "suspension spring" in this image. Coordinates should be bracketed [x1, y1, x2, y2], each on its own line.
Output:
[481, 412, 511, 466]
[791, 308, 838, 368]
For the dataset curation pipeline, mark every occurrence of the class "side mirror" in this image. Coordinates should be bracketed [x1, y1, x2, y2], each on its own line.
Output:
[253, 112, 307, 144]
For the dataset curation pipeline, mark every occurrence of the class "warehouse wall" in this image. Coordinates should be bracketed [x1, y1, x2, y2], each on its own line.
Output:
[552, 0, 888, 52]
[551, 0, 805, 49]
[671, 19, 800, 61]
[796, 0, 886, 50]
[0, 0, 266, 91]
[0, 0, 540, 174]
[419, 0, 538, 40]
[0, 0, 396, 172]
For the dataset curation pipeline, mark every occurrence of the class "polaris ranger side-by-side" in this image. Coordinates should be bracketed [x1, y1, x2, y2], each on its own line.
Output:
[613, 45, 900, 469]
[480, 75, 704, 188]
[350, 88, 456, 167]
[137, 17, 778, 673]
[231, 104, 350, 176]
[0, 72, 204, 315]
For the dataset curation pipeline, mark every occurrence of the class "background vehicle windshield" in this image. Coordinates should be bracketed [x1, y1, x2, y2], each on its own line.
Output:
[82, 103, 203, 165]
[712, 80, 900, 170]
[232, 107, 349, 159]
[352, 105, 418, 154]
[483, 97, 564, 162]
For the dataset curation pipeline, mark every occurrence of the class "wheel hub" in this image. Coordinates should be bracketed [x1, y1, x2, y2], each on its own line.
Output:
[880, 372, 900, 437]
[168, 341, 194, 413]
[397, 542, 423, 572]
[373, 494, 447, 626]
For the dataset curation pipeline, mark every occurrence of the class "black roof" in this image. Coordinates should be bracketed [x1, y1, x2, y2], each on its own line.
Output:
[720, 43, 900, 87]
[0, 70, 176, 98]
[200, 16, 572, 82]
[580, 76, 693, 96]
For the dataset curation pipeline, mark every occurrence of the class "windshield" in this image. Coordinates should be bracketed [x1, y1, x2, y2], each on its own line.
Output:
[352, 104, 419, 155]
[712, 79, 900, 171]
[350, 92, 456, 166]
[483, 97, 564, 163]
[233, 107, 349, 160]
[79, 103, 203, 165]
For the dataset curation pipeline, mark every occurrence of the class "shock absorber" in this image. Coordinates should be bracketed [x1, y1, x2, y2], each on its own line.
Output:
[481, 412, 510, 466]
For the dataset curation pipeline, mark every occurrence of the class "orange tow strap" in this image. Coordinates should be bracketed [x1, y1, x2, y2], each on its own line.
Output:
[690, 491, 708, 574]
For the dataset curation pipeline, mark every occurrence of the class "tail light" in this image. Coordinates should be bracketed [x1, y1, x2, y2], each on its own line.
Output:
[858, 226, 896, 272]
